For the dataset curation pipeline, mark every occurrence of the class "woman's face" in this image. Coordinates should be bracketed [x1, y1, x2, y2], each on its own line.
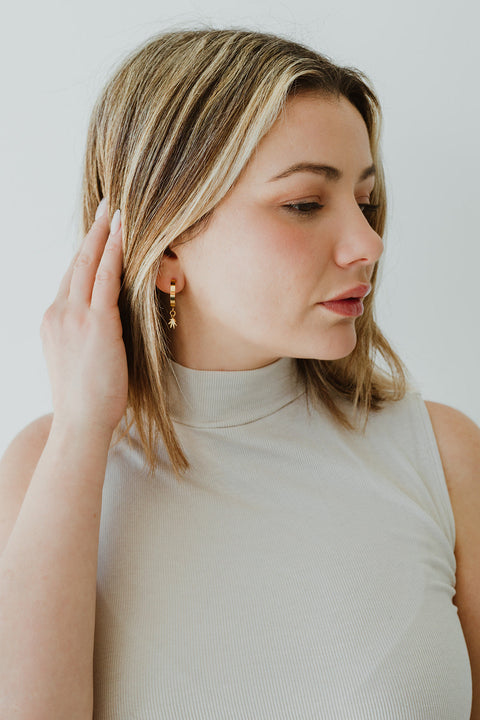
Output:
[157, 92, 384, 370]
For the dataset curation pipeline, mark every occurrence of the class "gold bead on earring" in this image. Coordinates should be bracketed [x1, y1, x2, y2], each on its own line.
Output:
[168, 279, 177, 329]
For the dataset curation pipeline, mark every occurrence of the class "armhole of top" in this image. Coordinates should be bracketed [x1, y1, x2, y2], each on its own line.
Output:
[409, 390, 456, 552]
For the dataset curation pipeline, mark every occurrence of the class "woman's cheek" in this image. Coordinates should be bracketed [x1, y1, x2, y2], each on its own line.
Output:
[265, 223, 318, 267]
[225, 202, 319, 268]
[253, 210, 311, 250]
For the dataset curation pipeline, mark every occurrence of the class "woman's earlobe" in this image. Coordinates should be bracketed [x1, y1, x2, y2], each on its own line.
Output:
[155, 273, 172, 293]
[155, 245, 185, 293]
[155, 268, 185, 295]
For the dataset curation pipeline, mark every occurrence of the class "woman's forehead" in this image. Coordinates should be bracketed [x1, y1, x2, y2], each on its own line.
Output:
[240, 94, 372, 186]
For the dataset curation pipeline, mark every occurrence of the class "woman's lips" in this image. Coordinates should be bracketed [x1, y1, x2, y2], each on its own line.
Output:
[319, 298, 364, 316]
[325, 284, 371, 302]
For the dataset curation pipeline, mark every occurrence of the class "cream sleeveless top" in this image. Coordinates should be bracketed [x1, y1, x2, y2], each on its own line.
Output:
[92, 356, 472, 718]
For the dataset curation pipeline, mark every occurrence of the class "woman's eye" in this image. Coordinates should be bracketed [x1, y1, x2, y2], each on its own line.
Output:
[358, 203, 380, 216]
[282, 202, 380, 219]
[283, 202, 323, 216]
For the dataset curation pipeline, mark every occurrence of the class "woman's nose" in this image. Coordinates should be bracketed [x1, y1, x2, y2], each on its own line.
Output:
[334, 209, 384, 267]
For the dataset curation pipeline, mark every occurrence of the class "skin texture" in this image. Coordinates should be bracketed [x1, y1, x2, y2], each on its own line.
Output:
[156, 93, 384, 371]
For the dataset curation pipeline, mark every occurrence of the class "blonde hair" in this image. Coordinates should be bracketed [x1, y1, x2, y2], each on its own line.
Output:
[81, 28, 410, 481]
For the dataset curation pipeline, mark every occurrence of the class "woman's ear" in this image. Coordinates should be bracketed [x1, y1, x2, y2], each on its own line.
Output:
[155, 248, 186, 294]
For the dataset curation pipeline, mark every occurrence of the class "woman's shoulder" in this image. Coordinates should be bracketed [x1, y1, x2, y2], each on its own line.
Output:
[422, 399, 480, 533]
[0, 413, 54, 552]
[423, 399, 480, 710]
[0, 413, 55, 481]
[423, 400, 480, 496]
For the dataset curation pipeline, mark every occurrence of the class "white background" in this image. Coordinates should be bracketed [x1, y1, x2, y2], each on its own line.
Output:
[1, 0, 479, 455]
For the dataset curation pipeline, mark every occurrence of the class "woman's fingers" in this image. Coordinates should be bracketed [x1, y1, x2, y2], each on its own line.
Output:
[55, 201, 109, 303]
[55, 248, 81, 302]
[53, 200, 124, 311]
[90, 211, 124, 312]
[67, 208, 114, 306]
[40, 202, 128, 431]
[40, 197, 128, 432]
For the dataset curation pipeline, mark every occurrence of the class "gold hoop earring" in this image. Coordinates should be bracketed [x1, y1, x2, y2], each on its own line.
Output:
[168, 279, 177, 329]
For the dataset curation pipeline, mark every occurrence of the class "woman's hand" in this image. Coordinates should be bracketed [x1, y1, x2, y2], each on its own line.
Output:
[40, 200, 128, 435]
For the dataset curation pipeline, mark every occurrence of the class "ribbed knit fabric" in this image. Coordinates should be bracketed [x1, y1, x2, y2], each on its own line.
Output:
[92, 356, 472, 719]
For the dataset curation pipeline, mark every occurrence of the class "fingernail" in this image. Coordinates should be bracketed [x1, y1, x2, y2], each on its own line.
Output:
[95, 198, 107, 220]
[110, 209, 121, 234]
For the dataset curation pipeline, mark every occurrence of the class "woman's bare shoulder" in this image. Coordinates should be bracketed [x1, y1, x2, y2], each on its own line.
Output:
[0, 413, 54, 551]
[1, 414, 54, 473]
[423, 399, 480, 514]
[423, 400, 480, 488]
[424, 399, 480, 711]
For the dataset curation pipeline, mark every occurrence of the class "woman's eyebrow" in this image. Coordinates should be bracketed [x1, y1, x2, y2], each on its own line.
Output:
[267, 162, 376, 183]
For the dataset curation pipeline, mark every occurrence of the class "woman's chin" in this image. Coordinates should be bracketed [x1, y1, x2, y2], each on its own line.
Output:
[303, 326, 358, 361]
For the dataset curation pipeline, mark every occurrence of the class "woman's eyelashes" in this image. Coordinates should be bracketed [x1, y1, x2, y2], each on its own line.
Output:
[359, 203, 380, 218]
[284, 202, 322, 215]
[283, 201, 380, 218]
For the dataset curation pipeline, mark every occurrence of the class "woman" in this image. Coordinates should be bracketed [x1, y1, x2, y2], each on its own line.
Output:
[0, 28, 478, 719]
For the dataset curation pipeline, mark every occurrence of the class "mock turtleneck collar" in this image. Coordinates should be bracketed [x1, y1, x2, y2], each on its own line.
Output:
[165, 356, 306, 428]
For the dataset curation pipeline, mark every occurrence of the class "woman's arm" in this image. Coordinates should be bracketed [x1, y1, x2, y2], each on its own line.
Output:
[0, 416, 111, 720]
[0, 200, 128, 718]
[425, 400, 480, 720]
